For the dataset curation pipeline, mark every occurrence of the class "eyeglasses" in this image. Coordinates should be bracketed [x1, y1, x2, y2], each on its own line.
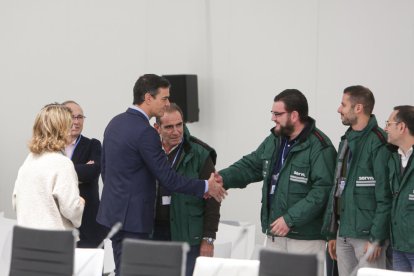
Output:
[385, 121, 400, 128]
[72, 115, 86, 121]
[270, 111, 287, 117]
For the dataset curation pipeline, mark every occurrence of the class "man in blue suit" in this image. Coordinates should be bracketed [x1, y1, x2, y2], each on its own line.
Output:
[97, 74, 226, 275]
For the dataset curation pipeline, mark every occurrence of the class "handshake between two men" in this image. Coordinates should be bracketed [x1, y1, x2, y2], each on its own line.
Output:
[205, 172, 227, 202]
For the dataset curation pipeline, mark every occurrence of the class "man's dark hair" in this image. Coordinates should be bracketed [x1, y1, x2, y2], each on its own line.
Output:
[155, 103, 184, 125]
[274, 89, 309, 122]
[343, 85, 375, 115]
[133, 74, 170, 105]
[394, 105, 414, 136]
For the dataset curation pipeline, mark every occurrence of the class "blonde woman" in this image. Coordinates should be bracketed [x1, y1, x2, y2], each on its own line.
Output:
[12, 103, 85, 230]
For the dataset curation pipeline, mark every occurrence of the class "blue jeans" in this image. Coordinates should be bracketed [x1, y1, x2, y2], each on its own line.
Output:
[186, 244, 201, 276]
[393, 249, 414, 272]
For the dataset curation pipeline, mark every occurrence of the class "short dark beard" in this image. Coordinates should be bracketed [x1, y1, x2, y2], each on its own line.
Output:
[279, 124, 294, 137]
[275, 119, 294, 137]
[341, 116, 357, 126]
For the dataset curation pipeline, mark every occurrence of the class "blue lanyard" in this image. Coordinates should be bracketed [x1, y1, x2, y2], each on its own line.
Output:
[170, 140, 184, 168]
[281, 139, 289, 166]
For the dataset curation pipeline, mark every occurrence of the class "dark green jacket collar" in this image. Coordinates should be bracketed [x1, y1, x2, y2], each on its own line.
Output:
[342, 115, 378, 141]
[183, 125, 217, 165]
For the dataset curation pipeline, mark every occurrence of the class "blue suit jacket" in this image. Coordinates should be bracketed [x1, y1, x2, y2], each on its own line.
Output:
[97, 108, 205, 233]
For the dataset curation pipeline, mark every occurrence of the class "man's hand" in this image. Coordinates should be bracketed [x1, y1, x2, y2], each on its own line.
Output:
[364, 242, 382, 262]
[79, 196, 85, 205]
[207, 172, 227, 202]
[86, 160, 95, 165]
[200, 240, 214, 257]
[328, 239, 337, 260]
[214, 171, 223, 184]
[270, 216, 290, 237]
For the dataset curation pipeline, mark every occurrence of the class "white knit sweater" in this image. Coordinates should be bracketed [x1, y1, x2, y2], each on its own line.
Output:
[13, 151, 84, 231]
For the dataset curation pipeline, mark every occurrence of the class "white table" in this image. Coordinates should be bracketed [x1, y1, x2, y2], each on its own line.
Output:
[0, 214, 17, 276]
[357, 268, 414, 276]
[193, 256, 259, 276]
[74, 248, 105, 276]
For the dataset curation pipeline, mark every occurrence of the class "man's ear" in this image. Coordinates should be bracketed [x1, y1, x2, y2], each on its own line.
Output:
[290, 110, 299, 123]
[144, 92, 153, 104]
[399, 121, 407, 134]
[354, 103, 363, 114]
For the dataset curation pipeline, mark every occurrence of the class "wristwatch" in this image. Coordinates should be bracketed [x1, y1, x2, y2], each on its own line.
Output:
[202, 237, 215, 245]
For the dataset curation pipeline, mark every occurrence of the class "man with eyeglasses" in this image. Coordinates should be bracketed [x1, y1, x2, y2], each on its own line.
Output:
[63, 100, 107, 248]
[385, 105, 414, 272]
[217, 89, 336, 273]
[322, 86, 392, 276]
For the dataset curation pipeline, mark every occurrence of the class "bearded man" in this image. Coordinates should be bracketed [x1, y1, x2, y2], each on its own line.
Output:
[217, 89, 336, 275]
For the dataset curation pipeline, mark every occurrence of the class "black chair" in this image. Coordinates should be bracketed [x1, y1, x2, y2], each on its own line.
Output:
[120, 239, 189, 276]
[259, 248, 318, 276]
[9, 225, 76, 276]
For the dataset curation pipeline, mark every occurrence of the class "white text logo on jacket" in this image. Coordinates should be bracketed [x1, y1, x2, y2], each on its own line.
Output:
[290, 171, 308, 184]
[356, 176, 376, 187]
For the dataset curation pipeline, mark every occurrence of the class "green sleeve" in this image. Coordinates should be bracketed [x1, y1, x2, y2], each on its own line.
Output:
[219, 138, 270, 189]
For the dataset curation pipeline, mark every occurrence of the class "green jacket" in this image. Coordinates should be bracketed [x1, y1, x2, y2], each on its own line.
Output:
[322, 116, 392, 243]
[389, 146, 414, 253]
[220, 118, 336, 240]
[169, 127, 220, 246]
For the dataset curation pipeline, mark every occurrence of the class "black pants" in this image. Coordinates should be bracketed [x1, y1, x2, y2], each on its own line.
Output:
[326, 247, 339, 276]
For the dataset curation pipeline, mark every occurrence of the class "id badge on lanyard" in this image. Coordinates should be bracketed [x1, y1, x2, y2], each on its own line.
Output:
[162, 196, 171, 205]
[336, 177, 346, 197]
[270, 173, 279, 195]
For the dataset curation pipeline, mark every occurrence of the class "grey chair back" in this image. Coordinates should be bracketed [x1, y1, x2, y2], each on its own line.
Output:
[9, 225, 76, 276]
[120, 239, 189, 276]
[259, 248, 318, 276]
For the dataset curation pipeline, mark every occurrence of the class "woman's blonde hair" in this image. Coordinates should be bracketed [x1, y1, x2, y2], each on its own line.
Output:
[29, 103, 73, 154]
